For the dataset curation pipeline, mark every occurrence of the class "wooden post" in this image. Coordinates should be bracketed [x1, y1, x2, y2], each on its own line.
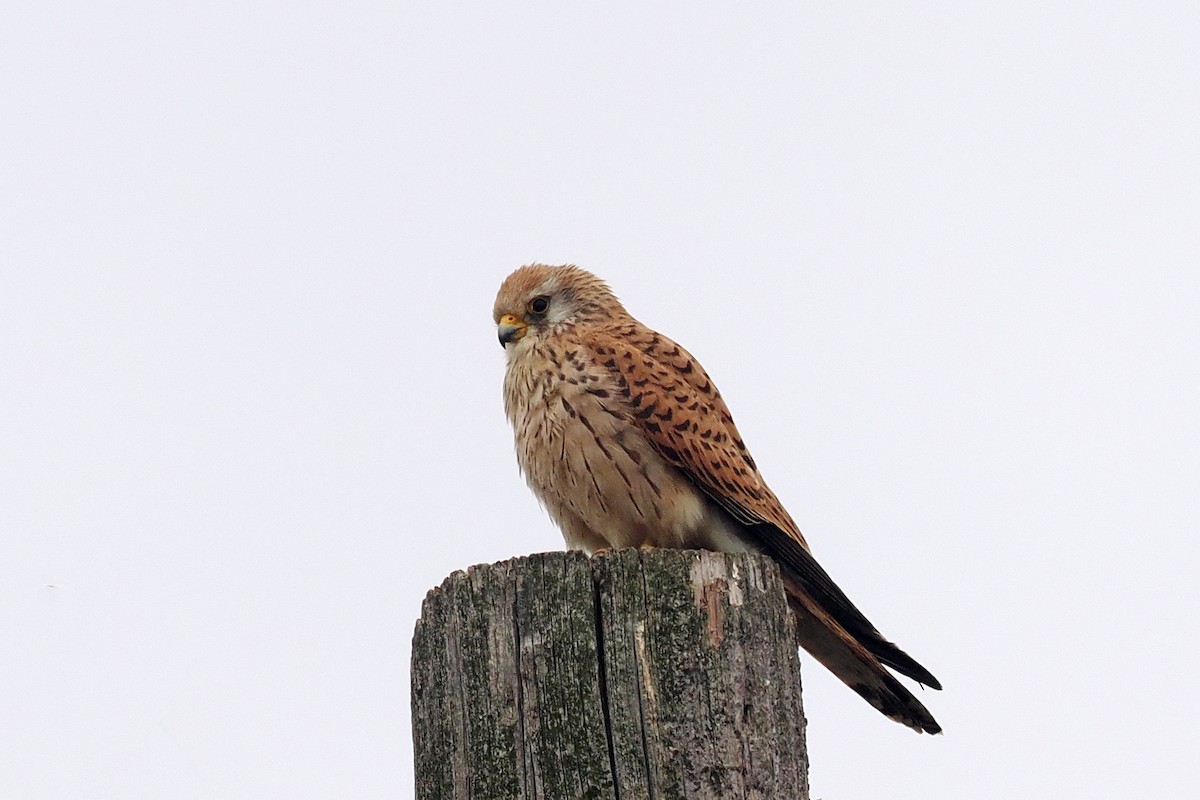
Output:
[411, 549, 809, 800]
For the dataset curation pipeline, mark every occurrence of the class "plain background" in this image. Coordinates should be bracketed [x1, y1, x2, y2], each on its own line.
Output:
[3, 3, 1197, 798]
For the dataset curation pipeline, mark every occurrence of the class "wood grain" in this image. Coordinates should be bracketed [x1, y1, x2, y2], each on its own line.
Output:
[411, 549, 808, 799]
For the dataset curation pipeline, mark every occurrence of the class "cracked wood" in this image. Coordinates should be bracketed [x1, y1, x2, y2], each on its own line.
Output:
[410, 549, 809, 800]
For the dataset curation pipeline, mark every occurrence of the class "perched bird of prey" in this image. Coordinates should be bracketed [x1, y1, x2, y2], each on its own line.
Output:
[494, 263, 942, 734]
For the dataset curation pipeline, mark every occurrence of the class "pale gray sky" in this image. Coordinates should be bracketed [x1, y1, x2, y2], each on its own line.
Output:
[2, 3, 1197, 798]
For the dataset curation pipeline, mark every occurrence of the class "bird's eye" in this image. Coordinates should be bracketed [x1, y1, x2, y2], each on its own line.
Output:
[529, 296, 550, 315]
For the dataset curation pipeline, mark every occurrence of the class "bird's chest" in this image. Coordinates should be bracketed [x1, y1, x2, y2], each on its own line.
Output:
[502, 350, 591, 485]
[503, 345, 706, 549]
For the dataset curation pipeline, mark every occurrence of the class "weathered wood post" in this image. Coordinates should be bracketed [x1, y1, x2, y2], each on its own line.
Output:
[411, 549, 809, 799]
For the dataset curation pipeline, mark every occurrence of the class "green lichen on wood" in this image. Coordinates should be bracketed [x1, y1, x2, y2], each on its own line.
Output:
[594, 550, 808, 799]
[412, 550, 808, 800]
[510, 552, 614, 799]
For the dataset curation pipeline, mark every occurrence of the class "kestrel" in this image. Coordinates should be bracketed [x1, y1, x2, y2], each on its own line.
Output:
[494, 264, 942, 734]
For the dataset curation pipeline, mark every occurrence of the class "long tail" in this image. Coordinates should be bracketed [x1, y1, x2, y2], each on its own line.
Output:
[786, 586, 941, 734]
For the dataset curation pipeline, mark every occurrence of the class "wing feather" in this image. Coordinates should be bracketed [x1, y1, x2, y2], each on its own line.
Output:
[582, 326, 805, 541]
[584, 325, 942, 691]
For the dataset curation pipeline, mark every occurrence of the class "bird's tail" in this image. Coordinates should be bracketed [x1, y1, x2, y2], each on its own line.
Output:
[787, 590, 942, 734]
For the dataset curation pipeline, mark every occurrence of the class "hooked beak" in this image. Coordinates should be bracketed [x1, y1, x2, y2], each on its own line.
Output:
[497, 313, 528, 348]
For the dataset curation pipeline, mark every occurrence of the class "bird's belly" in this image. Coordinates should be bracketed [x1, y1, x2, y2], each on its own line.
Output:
[509, 381, 709, 551]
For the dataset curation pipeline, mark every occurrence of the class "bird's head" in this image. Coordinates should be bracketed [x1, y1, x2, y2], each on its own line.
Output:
[493, 264, 626, 351]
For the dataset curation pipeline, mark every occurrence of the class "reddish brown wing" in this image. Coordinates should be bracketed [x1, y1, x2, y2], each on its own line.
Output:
[582, 325, 809, 547]
[583, 325, 942, 692]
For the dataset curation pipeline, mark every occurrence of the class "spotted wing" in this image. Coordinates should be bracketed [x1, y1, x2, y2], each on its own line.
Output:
[583, 324, 942, 692]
